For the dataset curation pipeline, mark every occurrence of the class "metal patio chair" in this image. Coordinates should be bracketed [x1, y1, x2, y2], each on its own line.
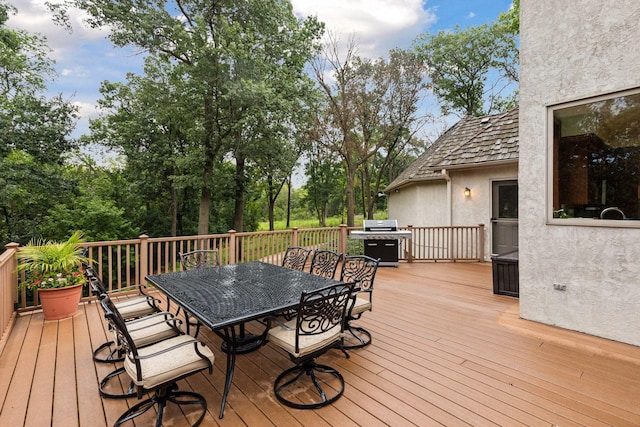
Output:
[281, 246, 312, 271]
[309, 249, 343, 279]
[101, 295, 214, 427]
[339, 255, 380, 350]
[265, 282, 354, 409]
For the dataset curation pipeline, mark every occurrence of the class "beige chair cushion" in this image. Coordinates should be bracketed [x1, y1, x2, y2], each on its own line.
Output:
[115, 296, 157, 319]
[126, 313, 180, 347]
[350, 296, 371, 315]
[267, 319, 342, 358]
[124, 335, 214, 390]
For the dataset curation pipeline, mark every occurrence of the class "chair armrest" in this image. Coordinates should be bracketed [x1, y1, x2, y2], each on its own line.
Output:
[132, 337, 205, 360]
[264, 316, 295, 331]
[126, 312, 183, 332]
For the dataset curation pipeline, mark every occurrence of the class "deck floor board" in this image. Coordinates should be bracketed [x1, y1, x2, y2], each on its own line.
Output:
[1, 262, 639, 426]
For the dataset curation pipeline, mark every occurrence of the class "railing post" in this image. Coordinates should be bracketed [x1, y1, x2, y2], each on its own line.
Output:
[5, 242, 19, 304]
[478, 223, 485, 262]
[139, 234, 149, 284]
[291, 227, 299, 247]
[407, 225, 413, 263]
[339, 224, 348, 255]
[228, 230, 237, 264]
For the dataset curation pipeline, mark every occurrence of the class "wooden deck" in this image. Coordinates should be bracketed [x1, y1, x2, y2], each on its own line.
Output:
[0, 262, 639, 426]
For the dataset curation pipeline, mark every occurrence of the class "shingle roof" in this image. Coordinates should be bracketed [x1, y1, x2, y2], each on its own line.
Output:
[385, 107, 519, 191]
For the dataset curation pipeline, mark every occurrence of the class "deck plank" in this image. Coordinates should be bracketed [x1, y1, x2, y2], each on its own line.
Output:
[1, 262, 639, 426]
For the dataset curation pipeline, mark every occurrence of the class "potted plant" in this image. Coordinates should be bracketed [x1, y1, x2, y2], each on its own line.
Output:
[17, 231, 90, 320]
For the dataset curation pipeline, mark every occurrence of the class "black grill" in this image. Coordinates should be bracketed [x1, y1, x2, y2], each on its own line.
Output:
[363, 220, 399, 266]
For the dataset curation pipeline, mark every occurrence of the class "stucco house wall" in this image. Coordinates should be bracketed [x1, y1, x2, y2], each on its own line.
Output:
[450, 165, 518, 231]
[387, 164, 518, 261]
[519, 0, 640, 346]
[386, 108, 519, 261]
[388, 180, 448, 228]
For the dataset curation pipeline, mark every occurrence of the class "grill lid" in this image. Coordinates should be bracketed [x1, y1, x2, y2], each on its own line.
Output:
[363, 219, 398, 231]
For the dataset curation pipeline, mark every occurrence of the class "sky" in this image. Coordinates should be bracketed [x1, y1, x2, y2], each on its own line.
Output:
[7, 0, 514, 141]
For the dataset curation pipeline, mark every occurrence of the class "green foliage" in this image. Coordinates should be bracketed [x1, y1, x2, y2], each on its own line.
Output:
[303, 146, 344, 226]
[413, 1, 519, 117]
[0, 3, 78, 164]
[17, 230, 89, 289]
[0, 151, 79, 245]
[59, 0, 325, 235]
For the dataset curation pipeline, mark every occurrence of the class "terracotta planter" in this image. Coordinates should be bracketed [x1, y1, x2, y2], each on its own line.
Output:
[38, 283, 83, 320]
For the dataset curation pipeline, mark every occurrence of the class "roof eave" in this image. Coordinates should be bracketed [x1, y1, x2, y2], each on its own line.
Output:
[383, 175, 447, 193]
[426, 157, 519, 172]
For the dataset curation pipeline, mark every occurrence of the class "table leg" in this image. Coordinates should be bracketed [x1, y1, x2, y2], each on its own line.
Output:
[217, 326, 237, 419]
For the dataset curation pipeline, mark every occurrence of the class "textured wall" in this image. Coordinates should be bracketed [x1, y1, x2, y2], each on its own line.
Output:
[519, 0, 640, 345]
[389, 181, 448, 227]
[388, 164, 518, 260]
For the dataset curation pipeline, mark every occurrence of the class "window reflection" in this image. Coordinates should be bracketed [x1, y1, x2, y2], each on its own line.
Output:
[552, 90, 640, 220]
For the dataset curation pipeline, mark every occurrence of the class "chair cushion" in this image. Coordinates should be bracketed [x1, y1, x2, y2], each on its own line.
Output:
[114, 296, 157, 319]
[126, 314, 180, 347]
[350, 296, 371, 315]
[267, 319, 342, 358]
[124, 335, 214, 390]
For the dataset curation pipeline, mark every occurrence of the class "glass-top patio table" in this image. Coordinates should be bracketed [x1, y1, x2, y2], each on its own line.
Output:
[145, 261, 341, 418]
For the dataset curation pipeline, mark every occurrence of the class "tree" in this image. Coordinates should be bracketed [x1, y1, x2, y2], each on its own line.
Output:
[351, 49, 429, 219]
[57, 0, 324, 235]
[413, 3, 519, 117]
[88, 59, 201, 237]
[303, 143, 343, 226]
[311, 35, 428, 225]
[1, 2, 78, 164]
[0, 2, 79, 245]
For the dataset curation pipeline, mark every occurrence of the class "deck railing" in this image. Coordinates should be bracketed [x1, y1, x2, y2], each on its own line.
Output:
[0, 243, 18, 356]
[403, 224, 485, 261]
[1, 224, 484, 340]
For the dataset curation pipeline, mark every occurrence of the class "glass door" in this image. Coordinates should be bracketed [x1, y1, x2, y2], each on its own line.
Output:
[491, 180, 518, 255]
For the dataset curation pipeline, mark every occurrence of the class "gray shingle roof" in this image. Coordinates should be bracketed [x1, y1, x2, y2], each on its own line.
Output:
[385, 107, 519, 191]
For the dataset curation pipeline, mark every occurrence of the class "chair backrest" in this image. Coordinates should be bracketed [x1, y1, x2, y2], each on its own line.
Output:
[179, 250, 220, 270]
[294, 282, 354, 354]
[309, 250, 343, 279]
[99, 295, 150, 380]
[339, 255, 380, 292]
[84, 266, 108, 296]
[282, 246, 312, 271]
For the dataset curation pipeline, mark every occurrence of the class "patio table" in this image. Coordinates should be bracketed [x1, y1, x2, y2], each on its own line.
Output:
[145, 261, 340, 418]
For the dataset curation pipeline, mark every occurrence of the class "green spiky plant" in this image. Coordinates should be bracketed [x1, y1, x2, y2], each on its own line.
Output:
[17, 231, 90, 290]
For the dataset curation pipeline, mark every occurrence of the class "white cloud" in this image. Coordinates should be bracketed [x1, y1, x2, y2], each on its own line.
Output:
[291, 0, 436, 58]
[73, 100, 100, 121]
[9, 0, 109, 62]
[466, 12, 476, 19]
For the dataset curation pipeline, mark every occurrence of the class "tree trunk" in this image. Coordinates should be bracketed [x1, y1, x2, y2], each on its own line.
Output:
[233, 154, 245, 233]
[286, 176, 292, 228]
[197, 189, 211, 235]
[345, 164, 356, 227]
[171, 187, 177, 237]
[268, 177, 276, 231]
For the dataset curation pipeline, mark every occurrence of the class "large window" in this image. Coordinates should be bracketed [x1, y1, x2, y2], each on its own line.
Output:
[550, 88, 640, 224]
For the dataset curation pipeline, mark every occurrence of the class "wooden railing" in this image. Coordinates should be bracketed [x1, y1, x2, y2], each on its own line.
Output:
[0, 243, 18, 356]
[2, 224, 484, 339]
[402, 224, 485, 262]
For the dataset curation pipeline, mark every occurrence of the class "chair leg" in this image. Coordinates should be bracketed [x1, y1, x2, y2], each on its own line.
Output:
[99, 366, 136, 399]
[342, 322, 372, 350]
[92, 340, 124, 363]
[274, 361, 345, 409]
[114, 383, 207, 427]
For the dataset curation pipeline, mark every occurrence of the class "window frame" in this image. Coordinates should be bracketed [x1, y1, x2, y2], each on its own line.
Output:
[546, 87, 640, 227]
